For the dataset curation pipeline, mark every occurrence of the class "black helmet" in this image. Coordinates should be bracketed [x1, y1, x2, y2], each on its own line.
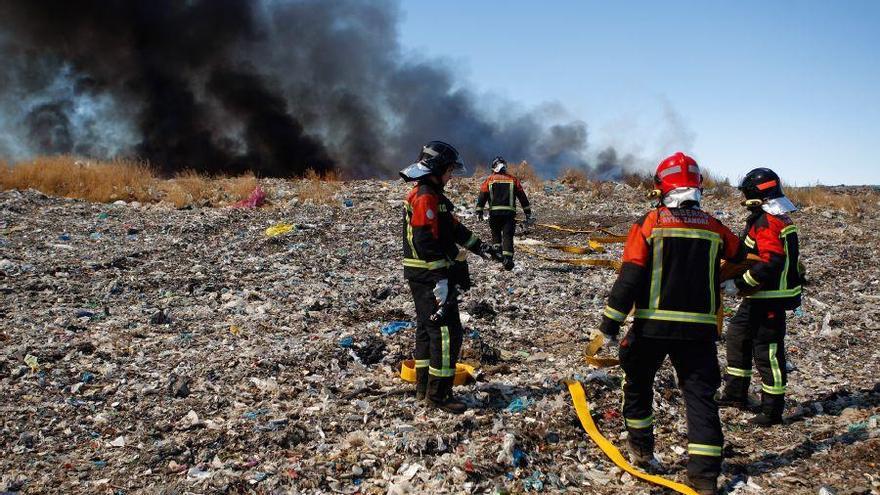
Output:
[739, 167, 784, 201]
[399, 141, 466, 181]
[491, 156, 507, 173]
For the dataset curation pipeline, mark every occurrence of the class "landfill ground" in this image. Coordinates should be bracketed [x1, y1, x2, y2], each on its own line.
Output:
[1, 177, 879, 495]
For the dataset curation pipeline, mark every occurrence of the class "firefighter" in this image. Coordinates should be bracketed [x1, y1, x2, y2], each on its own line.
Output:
[400, 141, 503, 414]
[475, 156, 532, 270]
[718, 168, 802, 427]
[598, 152, 745, 495]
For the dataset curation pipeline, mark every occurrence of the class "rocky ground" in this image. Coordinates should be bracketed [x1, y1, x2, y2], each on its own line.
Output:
[1, 178, 879, 495]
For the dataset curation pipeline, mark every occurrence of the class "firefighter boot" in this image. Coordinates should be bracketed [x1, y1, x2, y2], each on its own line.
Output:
[626, 431, 656, 469]
[718, 376, 750, 409]
[415, 367, 428, 401]
[751, 394, 784, 426]
[502, 255, 514, 271]
[687, 475, 718, 495]
[427, 376, 466, 414]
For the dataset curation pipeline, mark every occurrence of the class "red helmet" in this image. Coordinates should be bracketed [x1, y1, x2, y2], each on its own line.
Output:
[654, 152, 702, 195]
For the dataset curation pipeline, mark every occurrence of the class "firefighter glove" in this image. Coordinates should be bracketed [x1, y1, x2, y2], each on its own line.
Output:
[479, 242, 504, 262]
[432, 279, 449, 306]
[477, 210, 484, 221]
[598, 316, 621, 343]
[525, 213, 533, 225]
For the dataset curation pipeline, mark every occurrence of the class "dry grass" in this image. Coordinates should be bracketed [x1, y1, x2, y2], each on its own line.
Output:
[559, 168, 594, 192]
[0, 155, 265, 207]
[0, 156, 156, 202]
[622, 170, 654, 190]
[508, 160, 542, 190]
[786, 186, 862, 214]
[294, 168, 343, 205]
[701, 168, 734, 197]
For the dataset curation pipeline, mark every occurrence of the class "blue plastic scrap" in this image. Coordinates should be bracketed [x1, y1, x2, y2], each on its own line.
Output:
[381, 321, 413, 336]
[339, 336, 354, 348]
[506, 396, 533, 413]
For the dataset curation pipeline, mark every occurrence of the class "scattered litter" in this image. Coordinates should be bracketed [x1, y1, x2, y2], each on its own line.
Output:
[265, 223, 295, 237]
[381, 321, 413, 336]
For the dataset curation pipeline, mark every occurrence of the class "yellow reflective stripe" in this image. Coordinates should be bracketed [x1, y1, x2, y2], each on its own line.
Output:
[762, 384, 786, 395]
[441, 326, 450, 371]
[688, 443, 722, 457]
[779, 225, 798, 237]
[489, 205, 516, 211]
[650, 228, 722, 243]
[502, 251, 514, 256]
[465, 234, 479, 248]
[438, 204, 448, 212]
[650, 237, 663, 308]
[634, 309, 717, 325]
[743, 270, 760, 287]
[603, 306, 627, 323]
[768, 342, 784, 393]
[726, 367, 753, 377]
[414, 359, 430, 368]
[403, 258, 451, 269]
[625, 415, 654, 429]
[748, 286, 802, 298]
[428, 366, 455, 377]
[508, 182, 515, 207]
[708, 237, 719, 311]
[405, 206, 418, 259]
[780, 230, 791, 290]
[744, 236, 756, 249]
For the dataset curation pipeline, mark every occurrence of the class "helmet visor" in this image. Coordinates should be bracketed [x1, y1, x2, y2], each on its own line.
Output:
[399, 162, 433, 181]
[451, 159, 468, 177]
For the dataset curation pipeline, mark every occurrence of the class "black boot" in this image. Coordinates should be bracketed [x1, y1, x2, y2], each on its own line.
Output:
[427, 376, 466, 414]
[751, 393, 784, 426]
[415, 367, 428, 400]
[627, 431, 662, 472]
[687, 476, 717, 495]
[502, 256, 514, 271]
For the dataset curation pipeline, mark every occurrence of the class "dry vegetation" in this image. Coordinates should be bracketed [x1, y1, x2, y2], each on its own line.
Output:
[508, 160, 542, 190]
[786, 186, 865, 214]
[292, 168, 343, 205]
[0, 156, 262, 207]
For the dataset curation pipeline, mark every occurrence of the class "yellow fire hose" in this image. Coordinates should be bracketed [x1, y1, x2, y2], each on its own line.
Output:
[545, 240, 605, 254]
[584, 334, 620, 368]
[518, 245, 622, 270]
[565, 379, 700, 495]
[535, 223, 622, 236]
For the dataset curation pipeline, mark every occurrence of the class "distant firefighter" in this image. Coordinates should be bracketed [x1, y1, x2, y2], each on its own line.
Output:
[399, 141, 504, 414]
[719, 168, 803, 427]
[475, 156, 532, 270]
[598, 152, 745, 495]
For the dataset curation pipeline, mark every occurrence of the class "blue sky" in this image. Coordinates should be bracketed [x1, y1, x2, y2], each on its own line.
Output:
[398, 1, 880, 185]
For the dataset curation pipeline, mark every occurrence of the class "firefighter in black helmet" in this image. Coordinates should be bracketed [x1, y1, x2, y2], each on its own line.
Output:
[718, 168, 802, 427]
[400, 141, 504, 414]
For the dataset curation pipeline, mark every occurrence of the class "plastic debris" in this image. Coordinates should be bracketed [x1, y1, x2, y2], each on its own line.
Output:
[381, 321, 413, 336]
[506, 396, 533, 413]
[233, 185, 267, 208]
[264, 223, 295, 237]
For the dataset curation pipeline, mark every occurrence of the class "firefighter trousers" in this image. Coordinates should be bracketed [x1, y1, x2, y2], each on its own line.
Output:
[723, 300, 787, 418]
[488, 214, 516, 258]
[620, 333, 723, 481]
[407, 277, 464, 402]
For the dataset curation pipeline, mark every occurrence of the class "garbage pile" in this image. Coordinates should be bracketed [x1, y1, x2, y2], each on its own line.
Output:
[1, 178, 878, 494]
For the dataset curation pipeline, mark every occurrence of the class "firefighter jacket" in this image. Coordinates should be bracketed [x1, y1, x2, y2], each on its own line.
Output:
[476, 173, 531, 217]
[734, 210, 802, 309]
[403, 180, 482, 282]
[600, 206, 745, 341]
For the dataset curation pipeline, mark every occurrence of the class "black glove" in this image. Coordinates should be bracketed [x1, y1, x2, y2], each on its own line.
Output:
[525, 213, 533, 225]
[598, 317, 621, 345]
[477, 210, 484, 221]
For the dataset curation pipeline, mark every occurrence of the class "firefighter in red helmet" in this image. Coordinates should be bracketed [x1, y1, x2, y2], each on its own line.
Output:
[718, 167, 802, 427]
[598, 152, 745, 494]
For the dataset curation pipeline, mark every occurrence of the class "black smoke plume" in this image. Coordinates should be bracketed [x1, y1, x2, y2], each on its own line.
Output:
[0, 0, 617, 177]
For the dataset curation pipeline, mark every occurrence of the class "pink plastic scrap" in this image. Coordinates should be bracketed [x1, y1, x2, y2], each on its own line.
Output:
[233, 185, 266, 208]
